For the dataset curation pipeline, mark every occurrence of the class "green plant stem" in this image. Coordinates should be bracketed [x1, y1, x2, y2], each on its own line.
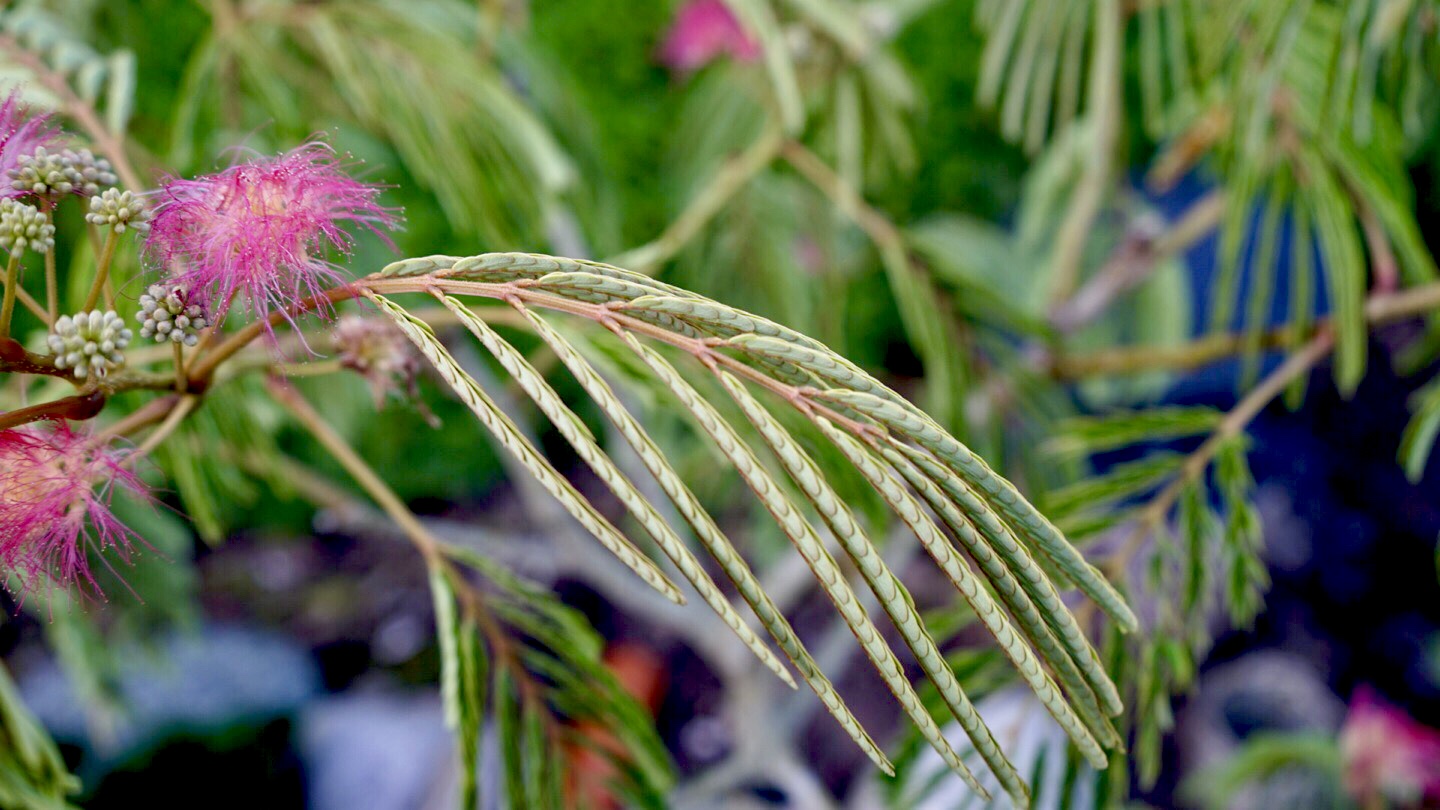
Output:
[0, 252, 20, 338]
[44, 248, 56, 323]
[266, 376, 440, 564]
[1050, 189, 1225, 333]
[91, 394, 178, 442]
[173, 343, 187, 392]
[1055, 280, 1440, 379]
[83, 231, 118, 313]
[0, 257, 47, 326]
[126, 394, 198, 463]
[1047, 0, 1123, 304]
[1104, 330, 1336, 576]
[607, 125, 783, 274]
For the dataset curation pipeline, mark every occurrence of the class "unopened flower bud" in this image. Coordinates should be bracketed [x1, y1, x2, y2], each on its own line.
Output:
[87, 188, 151, 234]
[136, 284, 208, 346]
[61, 148, 117, 197]
[0, 199, 54, 254]
[47, 310, 132, 379]
[9, 146, 71, 197]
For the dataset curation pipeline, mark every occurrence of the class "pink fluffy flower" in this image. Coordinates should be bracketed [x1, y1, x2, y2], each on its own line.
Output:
[0, 423, 142, 595]
[1340, 685, 1440, 806]
[659, 0, 761, 72]
[145, 142, 399, 331]
[0, 90, 57, 199]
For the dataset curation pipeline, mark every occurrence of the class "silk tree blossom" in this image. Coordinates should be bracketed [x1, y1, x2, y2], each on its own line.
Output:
[1340, 685, 1440, 806]
[659, 0, 760, 72]
[0, 90, 56, 199]
[145, 142, 399, 332]
[0, 423, 142, 594]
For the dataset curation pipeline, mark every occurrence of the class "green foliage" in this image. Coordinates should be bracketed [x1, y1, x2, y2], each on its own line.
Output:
[0, 663, 77, 810]
[5, 1, 1440, 806]
[434, 545, 676, 809]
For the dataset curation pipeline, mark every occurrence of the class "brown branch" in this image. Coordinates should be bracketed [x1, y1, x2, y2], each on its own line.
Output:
[1050, 190, 1225, 334]
[608, 125, 784, 274]
[1104, 330, 1336, 577]
[0, 390, 105, 430]
[1054, 280, 1440, 379]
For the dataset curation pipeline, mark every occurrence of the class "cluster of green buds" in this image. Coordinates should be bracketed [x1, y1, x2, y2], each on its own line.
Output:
[136, 284, 207, 347]
[86, 189, 151, 234]
[8, 146, 117, 199]
[46, 310, 133, 379]
[0, 199, 54, 255]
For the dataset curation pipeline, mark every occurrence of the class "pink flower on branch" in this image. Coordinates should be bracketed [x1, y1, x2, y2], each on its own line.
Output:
[145, 142, 399, 333]
[0, 90, 56, 198]
[0, 423, 143, 595]
[1340, 685, 1440, 807]
[659, 0, 761, 73]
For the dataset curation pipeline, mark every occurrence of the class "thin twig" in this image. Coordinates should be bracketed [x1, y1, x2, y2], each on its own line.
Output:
[1104, 330, 1335, 576]
[608, 125, 784, 274]
[1047, 0, 1123, 303]
[1054, 278, 1440, 379]
[1050, 190, 1225, 333]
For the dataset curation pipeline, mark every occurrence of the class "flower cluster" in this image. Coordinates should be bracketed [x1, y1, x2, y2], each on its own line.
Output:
[145, 142, 399, 331]
[334, 314, 425, 408]
[0, 198, 54, 254]
[9, 146, 117, 200]
[136, 284, 207, 346]
[86, 188, 151, 234]
[0, 90, 56, 197]
[0, 424, 140, 594]
[47, 310, 133, 379]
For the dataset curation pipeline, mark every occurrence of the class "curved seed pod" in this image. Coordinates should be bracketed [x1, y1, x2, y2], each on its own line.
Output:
[816, 388, 1140, 636]
[717, 372, 1010, 803]
[439, 295, 797, 689]
[615, 332, 904, 775]
[814, 415, 1113, 763]
[368, 292, 684, 605]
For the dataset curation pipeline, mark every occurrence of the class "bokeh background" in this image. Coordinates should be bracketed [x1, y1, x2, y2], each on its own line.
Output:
[2, 1, 1440, 808]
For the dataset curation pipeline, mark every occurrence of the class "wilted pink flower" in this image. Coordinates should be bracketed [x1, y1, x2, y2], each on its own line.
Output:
[1340, 685, 1440, 806]
[335, 314, 422, 404]
[0, 423, 142, 595]
[659, 0, 760, 72]
[0, 90, 57, 199]
[145, 142, 399, 332]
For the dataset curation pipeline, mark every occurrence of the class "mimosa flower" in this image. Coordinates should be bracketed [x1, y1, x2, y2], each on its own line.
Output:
[0, 423, 142, 594]
[0, 90, 56, 199]
[659, 0, 760, 73]
[145, 142, 399, 332]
